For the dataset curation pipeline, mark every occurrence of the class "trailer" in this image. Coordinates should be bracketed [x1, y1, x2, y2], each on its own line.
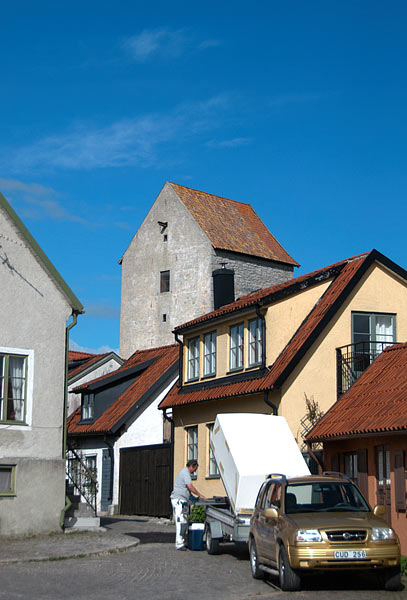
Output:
[202, 413, 310, 554]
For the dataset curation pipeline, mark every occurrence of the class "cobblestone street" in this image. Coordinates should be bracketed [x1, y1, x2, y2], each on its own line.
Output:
[0, 516, 405, 600]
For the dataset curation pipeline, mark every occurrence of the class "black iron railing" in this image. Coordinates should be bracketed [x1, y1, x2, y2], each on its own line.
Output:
[66, 445, 98, 515]
[336, 340, 397, 398]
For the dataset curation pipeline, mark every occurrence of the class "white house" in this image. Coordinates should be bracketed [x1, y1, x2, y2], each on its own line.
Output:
[0, 192, 83, 535]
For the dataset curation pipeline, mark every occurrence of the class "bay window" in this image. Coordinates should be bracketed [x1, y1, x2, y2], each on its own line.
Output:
[188, 337, 200, 381]
[203, 331, 216, 377]
[248, 318, 263, 366]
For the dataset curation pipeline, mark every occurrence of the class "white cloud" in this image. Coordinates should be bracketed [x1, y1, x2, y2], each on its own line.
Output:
[206, 137, 252, 149]
[123, 28, 187, 62]
[69, 339, 119, 355]
[0, 178, 85, 223]
[3, 95, 231, 172]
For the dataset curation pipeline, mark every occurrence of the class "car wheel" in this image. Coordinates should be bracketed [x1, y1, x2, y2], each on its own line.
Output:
[205, 525, 220, 555]
[249, 539, 264, 579]
[379, 566, 402, 591]
[278, 545, 301, 591]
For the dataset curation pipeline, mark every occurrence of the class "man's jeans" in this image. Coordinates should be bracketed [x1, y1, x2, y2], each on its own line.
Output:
[171, 498, 188, 549]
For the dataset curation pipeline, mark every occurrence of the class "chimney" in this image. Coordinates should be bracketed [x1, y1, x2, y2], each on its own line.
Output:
[212, 263, 235, 310]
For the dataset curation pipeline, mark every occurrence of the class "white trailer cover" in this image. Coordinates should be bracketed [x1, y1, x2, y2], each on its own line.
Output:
[212, 413, 310, 514]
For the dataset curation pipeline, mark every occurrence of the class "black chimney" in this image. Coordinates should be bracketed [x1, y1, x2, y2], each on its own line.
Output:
[212, 264, 235, 310]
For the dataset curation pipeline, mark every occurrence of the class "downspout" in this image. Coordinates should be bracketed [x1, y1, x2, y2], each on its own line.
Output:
[104, 435, 115, 514]
[174, 331, 183, 387]
[306, 440, 325, 473]
[163, 408, 175, 509]
[255, 302, 266, 370]
[264, 391, 278, 415]
[60, 311, 79, 530]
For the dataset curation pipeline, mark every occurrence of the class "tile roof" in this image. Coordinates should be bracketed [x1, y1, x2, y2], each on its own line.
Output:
[306, 343, 407, 441]
[68, 344, 178, 435]
[68, 351, 98, 361]
[169, 182, 299, 267]
[68, 352, 110, 380]
[160, 250, 406, 410]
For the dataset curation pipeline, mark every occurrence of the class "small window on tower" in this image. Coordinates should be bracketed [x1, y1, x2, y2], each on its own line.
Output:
[163, 314, 167, 322]
[163, 234, 168, 242]
[160, 270, 170, 293]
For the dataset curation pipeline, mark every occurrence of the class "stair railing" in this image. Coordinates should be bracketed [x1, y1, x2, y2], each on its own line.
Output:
[66, 445, 98, 515]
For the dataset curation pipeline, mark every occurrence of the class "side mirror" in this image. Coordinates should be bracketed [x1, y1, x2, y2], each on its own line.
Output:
[373, 504, 386, 517]
[264, 507, 279, 519]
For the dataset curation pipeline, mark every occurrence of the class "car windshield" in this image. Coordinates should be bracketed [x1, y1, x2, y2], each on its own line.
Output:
[285, 482, 370, 514]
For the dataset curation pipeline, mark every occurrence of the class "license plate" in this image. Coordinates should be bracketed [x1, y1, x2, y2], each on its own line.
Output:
[334, 550, 367, 560]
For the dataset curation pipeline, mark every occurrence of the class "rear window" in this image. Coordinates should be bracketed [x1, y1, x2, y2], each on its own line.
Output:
[285, 482, 370, 514]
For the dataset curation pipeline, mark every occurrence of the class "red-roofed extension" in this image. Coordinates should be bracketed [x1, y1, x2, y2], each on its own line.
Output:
[169, 182, 299, 266]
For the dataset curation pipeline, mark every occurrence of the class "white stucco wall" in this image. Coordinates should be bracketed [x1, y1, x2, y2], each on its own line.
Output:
[0, 206, 75, 534]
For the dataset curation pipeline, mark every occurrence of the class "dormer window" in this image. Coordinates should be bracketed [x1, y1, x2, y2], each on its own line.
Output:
[230, 323, 244, 371]
[82, 393, 95, 420]
[188, 337, 200, 381]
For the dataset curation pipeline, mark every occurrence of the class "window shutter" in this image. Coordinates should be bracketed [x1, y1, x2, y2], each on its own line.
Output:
[357, 449, 368, 498]
[394, 450, 406, 513]
[331, 453, 339, 472]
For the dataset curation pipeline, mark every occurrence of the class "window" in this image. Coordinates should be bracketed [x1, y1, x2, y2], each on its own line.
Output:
[188, 337, 200, 381]
[248, 318, 263, 366]
[67, 454, 97, 495]
[344, 452, 358, 484]
[203, 332, 216, 377]
[186, 426, 198, 478]
[230, 323, 244, 371]
[0, 465, 16, 496]
[0, 353, 27, 423]
[82, 393, 95, 420]
[207, 424, 219, 477]
[352, 312, 395, 354]
[160, 270, 170, 293]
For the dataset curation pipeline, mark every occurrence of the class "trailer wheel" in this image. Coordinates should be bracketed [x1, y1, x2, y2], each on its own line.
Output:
[205, 525, 220, 555]
[249, 539, 264, 579]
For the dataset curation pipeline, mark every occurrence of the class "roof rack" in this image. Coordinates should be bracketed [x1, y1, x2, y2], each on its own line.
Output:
[266, 473, 287, 481]
[322, 471, 350, 480]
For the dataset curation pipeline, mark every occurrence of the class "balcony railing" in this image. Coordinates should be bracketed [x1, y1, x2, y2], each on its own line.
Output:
[336, 340, 397, 399]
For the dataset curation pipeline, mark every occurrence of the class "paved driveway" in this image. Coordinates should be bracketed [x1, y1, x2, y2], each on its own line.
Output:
[0, 516, 405, 600]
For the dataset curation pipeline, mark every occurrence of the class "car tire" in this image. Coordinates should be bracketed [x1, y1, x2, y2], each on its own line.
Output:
[379, 566, 402, 591]
[249, 539, 264, 579]
[278, 545, 301, 591]
[205, 525, 220, 555]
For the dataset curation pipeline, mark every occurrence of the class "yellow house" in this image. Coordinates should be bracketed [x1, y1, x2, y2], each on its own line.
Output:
[159, 250, 407, 498]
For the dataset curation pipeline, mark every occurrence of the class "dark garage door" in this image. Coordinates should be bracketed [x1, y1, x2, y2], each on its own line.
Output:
[119, 443, 172, 517]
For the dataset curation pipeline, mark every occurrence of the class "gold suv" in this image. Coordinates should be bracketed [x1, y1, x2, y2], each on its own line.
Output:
[249, 473, 401, 592]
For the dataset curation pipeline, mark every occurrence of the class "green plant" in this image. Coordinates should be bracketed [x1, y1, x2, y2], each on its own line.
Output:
[189, 504, 206, 523]
[400, 555, 407, 576]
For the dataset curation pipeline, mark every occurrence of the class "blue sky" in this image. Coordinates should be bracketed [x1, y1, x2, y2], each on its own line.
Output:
[1, 1, 406, 354]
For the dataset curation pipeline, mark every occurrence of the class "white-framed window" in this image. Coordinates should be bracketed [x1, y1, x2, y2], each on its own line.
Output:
[207, 424, 220, 478]
[230, 323, 244, 371]
[352, 312, 396, 352]
[82, 393, 95, 420]
[0, 352, 28, 423]
[186, 426, 198, 479]
[203, 331, 216, 377]
[0, 465, 16, 496]
[188, 337, 200, 381]
[248, 318, 263, 366]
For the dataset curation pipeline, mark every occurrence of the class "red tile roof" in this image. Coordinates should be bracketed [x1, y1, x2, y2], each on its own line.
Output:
[68, 353, 111, 380]
[68, 344, 178, 435]
[68, 350, 97, 361]
[306, 343, 407, 441]
[160, 250, 406, 410]
[169, 182, 299, 267]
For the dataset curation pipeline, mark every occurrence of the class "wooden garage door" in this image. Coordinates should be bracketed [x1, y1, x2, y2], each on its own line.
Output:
[119, 443, 172, 517]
